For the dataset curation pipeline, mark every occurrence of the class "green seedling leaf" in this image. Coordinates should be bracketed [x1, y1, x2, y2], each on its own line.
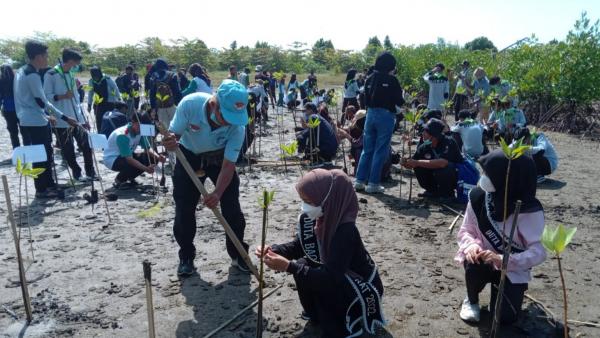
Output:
[16, 158, 23, 174]
[308, 116, 321, 129]
[258, 189, 275, 209]
[456, 86, 467, 95]
[138, 202, 162, 218]
[121, 93, 130, 100]
[93, 93, 104, 105]
[83, 84, 92, 91]
[542, 224, 577, 254]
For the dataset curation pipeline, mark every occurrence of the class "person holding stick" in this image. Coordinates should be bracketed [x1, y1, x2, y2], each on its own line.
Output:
[15, 40, 80, 199]
[255, 169, 385, 337]
[454, 149, 546, 324]
[162, 80, 251, 276]
[44, 48, 96, 182]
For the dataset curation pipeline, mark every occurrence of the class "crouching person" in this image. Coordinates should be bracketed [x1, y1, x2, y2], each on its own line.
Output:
[455, 150, 546, 324]
[103, 113, 165, 188]
[513, 127, 558, 183]
[401, 118, 463, 200]
[255, 169, 385, 337]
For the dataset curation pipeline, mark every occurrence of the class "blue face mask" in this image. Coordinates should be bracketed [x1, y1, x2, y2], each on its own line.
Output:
[422, 139, 432, 146]
[71, 65, 81, 73]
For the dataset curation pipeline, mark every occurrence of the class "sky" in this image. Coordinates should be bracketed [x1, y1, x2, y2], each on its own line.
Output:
[2, 0, 599, 51]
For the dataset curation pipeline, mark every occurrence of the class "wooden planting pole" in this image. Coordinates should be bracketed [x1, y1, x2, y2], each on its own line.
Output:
[2, 175, 32, 323]
[143, 260, 156, 338]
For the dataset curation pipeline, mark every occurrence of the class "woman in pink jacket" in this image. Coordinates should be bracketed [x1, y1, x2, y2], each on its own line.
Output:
[455, 149, 546, 324]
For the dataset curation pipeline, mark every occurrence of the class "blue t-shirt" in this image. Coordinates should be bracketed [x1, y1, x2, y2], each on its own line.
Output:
[169, 92, 245, 162]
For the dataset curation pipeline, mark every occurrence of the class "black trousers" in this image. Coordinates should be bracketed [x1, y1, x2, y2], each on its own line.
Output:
[172, 146, 248, 261]
[453, 94, 468, 120]
[20, 125, 55, 192]
[55, 127, 95, 178]
[94, 102, 115, 131]
[238, 127, 255, 161]
[414, 164, 457, 197]
[533, 152, 552, 176]
[2, 110, 21, 149]
[464, 262, 527, 324]
[111, 153, 150, 182]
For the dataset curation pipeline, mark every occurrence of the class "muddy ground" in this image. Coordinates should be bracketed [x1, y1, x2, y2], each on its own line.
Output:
[0, 103, 599, 338]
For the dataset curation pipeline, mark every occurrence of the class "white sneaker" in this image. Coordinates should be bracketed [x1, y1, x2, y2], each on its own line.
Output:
[459, 298, 480, 322]
[365, 184, 385, 194]
[354, 181, 366, 191]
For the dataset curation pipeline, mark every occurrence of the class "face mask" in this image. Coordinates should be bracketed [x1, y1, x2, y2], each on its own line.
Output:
[210, 111, 221, 126]
[71, 65, 81, 73]
[478, 175, 496, 193]
[422, 139, 432, 146]
[300, 176, 334, 221]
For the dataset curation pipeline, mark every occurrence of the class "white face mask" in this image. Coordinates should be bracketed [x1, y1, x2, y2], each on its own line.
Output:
[300, 177, 334, 221]
[478, 175, 496, 193]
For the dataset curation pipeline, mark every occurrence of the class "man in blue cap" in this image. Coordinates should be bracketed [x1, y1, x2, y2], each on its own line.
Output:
[163, 79, 250, 276]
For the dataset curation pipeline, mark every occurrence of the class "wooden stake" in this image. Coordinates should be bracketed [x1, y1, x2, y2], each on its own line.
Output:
[2, 175, 33, 323]
[448, 213, 463, 234]
[155, 123, 260, 280]
[143, 260, 156, 338]
[203, 284, 283, 338]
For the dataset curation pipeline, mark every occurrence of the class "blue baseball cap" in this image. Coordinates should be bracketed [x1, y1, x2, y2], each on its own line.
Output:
[217, 80, 248, 126]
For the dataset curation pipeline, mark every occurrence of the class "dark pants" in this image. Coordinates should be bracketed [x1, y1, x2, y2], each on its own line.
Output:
[533, 152, 552, 176]
[238, 127, 255, 161]
[111, 153, 150, 182]
[464, 262, 527, 324]
[20, 125, 55, 192]
[2, 110, 21, 149]
[55, 127, 95, 178]
[414, 164, 457, 197]
[172, 146, 248, 261]
[94, 102, 115, 131]
[453, 94, 468, 120]
[294, 258, 349, 337]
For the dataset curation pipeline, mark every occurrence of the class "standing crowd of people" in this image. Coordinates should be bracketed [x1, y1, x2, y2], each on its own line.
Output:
[0, 40, 562, 337]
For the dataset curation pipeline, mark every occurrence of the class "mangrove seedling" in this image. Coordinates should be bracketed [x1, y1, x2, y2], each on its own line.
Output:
[541, 223, 577, 338]
[16, 158, 46, 263]
[257, 189, 275, 338]
[402, 109, 423, 203]
[307, 116, 321, 165]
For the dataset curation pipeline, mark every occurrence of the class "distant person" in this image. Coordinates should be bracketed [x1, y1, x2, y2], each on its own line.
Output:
[513, 127, 558, 183]
[87, 66, 121, 131]
[451, 110, 485, 159]
[453, 60, 472, 120]
[103, 112, 164, 188]
[423, 63, 450, 111]
[239, 67, 250, 88]
[286, 73, 300, 109]
[100, 101, 129, 138]
[277, 74, 286, 107]
[255, 169, 385, 337]
[181, 63, 212, 96]
[45, 48, 96, 182]
[228, 65, 238, 81]
[455, 149, 546, 324]
[149, 58, 182, 128]
[342, 69, 359, 112]
[487, 100, 526, 141]
[15, 40, 78, 198]
[116, 64, 137, 112]
[489, 75, 517, 107]
[472, 67, 490, 120]
[0, 64, 20, 148]
[178, 68, 190, 92]
[354, 52, 404, 194]
[401, 118, 463, 200]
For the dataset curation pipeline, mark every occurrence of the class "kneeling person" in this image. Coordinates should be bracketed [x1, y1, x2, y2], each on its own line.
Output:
[103, 113, 165, 188]
[402, 118, 463, 199]
[513, 127, 558, 183]
[163, 80, 251, 276]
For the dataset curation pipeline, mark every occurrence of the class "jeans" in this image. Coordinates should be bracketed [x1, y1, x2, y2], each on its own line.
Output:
[111, 153, 150, 182]
[355, 108, 395, 186]
[55, 127, 95, 178]
[1, 110, 21, 148]
[414, 163, 457, 197]
[464, 262, 527, 324]
[20, 125, 55, 192]
[172, 146, 248, 261]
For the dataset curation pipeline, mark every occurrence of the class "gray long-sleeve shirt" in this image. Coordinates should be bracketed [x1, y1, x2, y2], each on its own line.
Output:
[15, 64, 66, 127]
[44, 66, 86, 128]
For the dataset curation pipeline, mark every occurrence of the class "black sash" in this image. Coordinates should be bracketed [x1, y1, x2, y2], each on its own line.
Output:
[296, 214, 386, 337]
[469, 188, 525, 254]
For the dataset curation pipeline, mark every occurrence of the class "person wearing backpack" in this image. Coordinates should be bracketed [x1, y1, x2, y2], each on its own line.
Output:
[87, 66, 121, 131]
[116, 65, 138, 114]
[45, 48, 96, 182]
[149, 58, 182, 129]
[100, 101, 129, 138]
[402, 118, 463, 201]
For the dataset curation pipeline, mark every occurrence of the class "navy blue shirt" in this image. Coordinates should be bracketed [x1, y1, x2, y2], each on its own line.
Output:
[297, 114, 338, 157]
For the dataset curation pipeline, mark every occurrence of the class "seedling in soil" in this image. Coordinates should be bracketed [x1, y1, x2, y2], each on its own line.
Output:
[541, 223, 577, 338]
[16, 158, 46, 262]
[441, 99, 453, 119]
[256, 189, 275, 338]
[490, 137, 531, 338]
[307, 116, 321, 165]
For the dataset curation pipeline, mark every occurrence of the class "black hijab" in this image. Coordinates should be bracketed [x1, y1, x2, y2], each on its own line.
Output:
[478, 149, 543, 221]
[374, 52, 396, 73]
